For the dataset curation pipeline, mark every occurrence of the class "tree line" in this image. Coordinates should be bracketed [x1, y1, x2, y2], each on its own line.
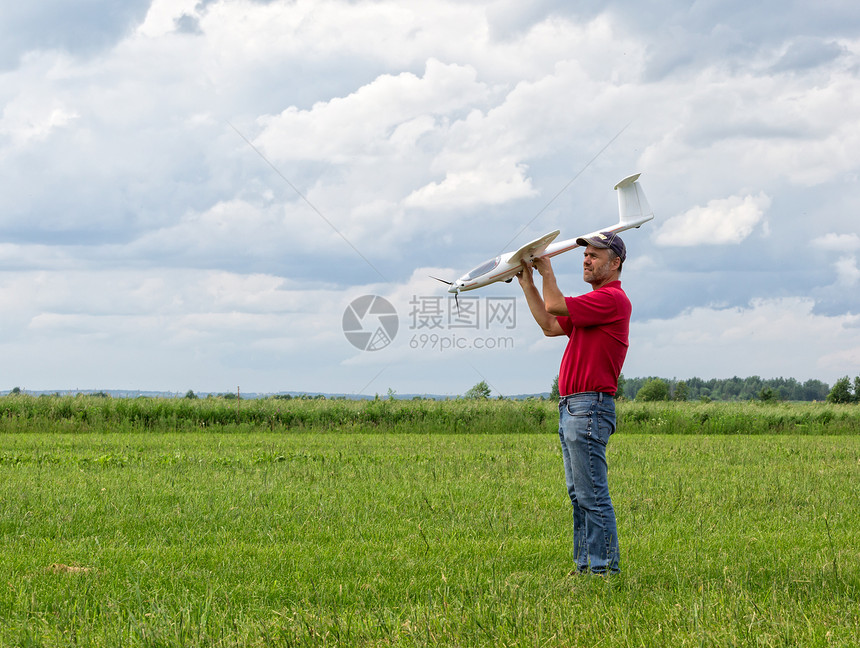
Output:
[618, 375, 838, 402]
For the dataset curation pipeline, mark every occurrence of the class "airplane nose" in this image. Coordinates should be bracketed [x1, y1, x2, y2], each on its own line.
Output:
[448, 283, 460, 294]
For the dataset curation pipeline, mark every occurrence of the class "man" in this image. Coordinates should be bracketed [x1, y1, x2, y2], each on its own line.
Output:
[517, 231, 630, 575]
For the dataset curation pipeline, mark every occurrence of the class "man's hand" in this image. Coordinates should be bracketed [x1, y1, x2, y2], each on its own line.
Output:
[532, 256, 553, 277]
[516, 259, 565, 336]
[516, 261, 535, 286]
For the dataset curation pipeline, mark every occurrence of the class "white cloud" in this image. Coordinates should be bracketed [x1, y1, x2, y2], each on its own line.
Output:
[810, 234, 860, 291]
[833, 256, 860, 287]
[256, 59, 489, 163]
[653, 193, 771, 246]
[812, 232, 860, 252]
[404, 159, 535, 209]
[638, 39, 860, 194]
[137, 0, 201, 38]
[0, 265, 352, 390]
[127, 198, 329, 261]
[200, 0, 484, 70]
[0, 98, 78, 147]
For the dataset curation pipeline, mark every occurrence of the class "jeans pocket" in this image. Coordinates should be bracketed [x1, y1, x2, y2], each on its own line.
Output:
[563, 407, 596, 446]
[564, 400, 592, 418]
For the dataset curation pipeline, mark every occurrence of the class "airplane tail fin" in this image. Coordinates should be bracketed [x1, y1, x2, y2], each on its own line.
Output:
[615, 173, 653, 226]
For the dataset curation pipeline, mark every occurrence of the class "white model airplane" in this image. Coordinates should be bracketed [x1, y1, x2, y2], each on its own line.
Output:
[433, 173, 654, 300]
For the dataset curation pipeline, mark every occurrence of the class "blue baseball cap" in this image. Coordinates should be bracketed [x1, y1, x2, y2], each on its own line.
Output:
[575, 231, 626, 262]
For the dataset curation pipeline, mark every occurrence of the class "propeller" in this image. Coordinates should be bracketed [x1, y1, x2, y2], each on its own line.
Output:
[430, 276, 461, 316]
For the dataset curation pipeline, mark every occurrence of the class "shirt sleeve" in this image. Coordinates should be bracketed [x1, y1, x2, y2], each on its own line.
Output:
[563, 289, 621, 328]
[556, 315, 574, 337]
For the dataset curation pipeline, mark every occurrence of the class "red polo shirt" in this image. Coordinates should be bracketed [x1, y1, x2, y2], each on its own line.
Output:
[556, 280, 630, 396]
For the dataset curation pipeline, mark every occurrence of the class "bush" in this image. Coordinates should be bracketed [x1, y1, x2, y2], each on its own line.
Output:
[759, 387, 778, 402]
[464, 380, 491, 400]
[636, 378, 670, 402]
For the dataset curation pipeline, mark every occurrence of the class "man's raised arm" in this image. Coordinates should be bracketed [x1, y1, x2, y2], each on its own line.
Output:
[516, 261, 565, 337]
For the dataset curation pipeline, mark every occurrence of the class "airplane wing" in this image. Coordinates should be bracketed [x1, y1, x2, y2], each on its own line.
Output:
[506, 229, 561, 266]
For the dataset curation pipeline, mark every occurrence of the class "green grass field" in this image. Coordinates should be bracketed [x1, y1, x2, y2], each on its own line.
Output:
[1, 397, 858, 646]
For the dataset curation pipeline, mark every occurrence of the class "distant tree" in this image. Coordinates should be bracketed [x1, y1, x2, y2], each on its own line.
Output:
[827, 377, 853, 404]
[800, 379, 829, 401]
[672, 380, 688, 402]
[744, 376, 765, 400]
[550, 375, 560, 400]
[464, 380, 492, 399]
[184, 390, 198, 400]
[772, 377, 795, 400]
[636, 378, 670, 402]
[854, 376, 860, 404]
[623, 376, 648, 400]
[10, 386, 22, 395]
[616, 374, 625, 400]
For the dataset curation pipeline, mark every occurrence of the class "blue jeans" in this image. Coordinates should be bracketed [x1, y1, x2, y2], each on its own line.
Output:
[558, 392, 620, 574]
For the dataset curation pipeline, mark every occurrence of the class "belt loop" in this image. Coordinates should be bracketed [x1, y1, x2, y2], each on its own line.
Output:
[597, 392, 604, 403]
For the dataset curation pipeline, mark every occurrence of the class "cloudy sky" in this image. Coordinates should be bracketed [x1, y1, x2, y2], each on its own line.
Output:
[1, 0, 859, 396]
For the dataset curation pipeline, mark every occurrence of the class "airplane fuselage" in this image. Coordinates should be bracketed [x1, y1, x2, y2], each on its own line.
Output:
[447, 173, 654, 294]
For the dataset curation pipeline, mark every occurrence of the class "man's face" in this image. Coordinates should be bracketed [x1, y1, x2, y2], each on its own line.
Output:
[582, 245, 618, 286]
